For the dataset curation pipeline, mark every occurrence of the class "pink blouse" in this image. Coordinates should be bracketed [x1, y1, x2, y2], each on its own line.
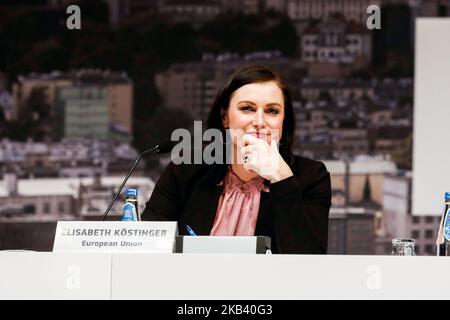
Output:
[210, 169, 269, 236]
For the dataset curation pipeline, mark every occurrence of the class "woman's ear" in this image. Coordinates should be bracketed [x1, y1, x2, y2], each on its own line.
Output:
[222, 111, 229, 128]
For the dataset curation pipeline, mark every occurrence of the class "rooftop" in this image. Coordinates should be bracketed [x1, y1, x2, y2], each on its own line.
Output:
[17, 69, 131, 85]
[330, 206, 378, 216]
[322, 158, 397, 175]
[0, 176, 155, 198]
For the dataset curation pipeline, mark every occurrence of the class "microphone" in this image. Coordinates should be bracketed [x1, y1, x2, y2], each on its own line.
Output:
[100, 140, 175, 221]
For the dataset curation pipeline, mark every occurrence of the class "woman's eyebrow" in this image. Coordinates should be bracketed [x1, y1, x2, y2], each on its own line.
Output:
[237, 100, 256, 105]
[237, 101, 282, 107]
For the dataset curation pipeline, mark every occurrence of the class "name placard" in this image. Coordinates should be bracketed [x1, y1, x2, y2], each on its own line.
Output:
[53, 221, 178, 253]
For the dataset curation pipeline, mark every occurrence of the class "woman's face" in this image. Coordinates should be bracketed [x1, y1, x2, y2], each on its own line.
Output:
[223, 81, 285, 146]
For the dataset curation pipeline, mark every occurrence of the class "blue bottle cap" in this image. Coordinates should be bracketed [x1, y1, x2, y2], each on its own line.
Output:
[445, 192, 450, 201]
[125, 188, 138, 197]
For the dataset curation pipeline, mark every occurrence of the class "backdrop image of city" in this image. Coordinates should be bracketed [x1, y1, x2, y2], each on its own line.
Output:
[0, 0, 448, 254]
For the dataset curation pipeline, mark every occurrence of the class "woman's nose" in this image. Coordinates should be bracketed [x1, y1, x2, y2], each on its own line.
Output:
[253, 109, 266, 128]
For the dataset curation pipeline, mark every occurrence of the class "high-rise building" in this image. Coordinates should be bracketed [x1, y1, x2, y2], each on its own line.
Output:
[55, 86, 110, 140]
[12, 70, 133, 140]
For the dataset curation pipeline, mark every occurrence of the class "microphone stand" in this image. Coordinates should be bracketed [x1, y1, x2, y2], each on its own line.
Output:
[100, 144, 165, 221]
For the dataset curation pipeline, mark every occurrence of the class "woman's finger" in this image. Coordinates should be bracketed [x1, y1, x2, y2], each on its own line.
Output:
[241, 144, 257, 156]
[242, 134, 259, 146]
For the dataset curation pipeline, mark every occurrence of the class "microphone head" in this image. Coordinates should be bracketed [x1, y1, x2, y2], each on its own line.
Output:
[155, 140, 176, 153]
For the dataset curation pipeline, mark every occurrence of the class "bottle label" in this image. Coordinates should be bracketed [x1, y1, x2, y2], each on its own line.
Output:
[444, 208, 450, 242]
[122, 203, 137, 221]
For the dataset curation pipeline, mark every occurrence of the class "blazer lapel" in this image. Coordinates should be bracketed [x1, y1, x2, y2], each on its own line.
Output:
[255, 191, 272, 236]
[179, 164, 227, 235]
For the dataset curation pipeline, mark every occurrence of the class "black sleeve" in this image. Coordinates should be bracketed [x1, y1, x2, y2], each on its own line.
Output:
[268, 161, 331, 254]
[141, 162, 181, 221]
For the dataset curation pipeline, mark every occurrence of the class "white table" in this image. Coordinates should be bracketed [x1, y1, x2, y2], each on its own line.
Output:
[1, 252, 449, 299]
[0, 252, 111, 299]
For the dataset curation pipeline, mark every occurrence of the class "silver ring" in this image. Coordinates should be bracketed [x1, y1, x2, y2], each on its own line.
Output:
[243, 154, 249, 163]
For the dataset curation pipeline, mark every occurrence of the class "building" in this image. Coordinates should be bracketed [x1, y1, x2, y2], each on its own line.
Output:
[12, 71, 71, 119]
[326, 157, 392, 255]
[0, 175, 78, 220]
[55, 86, 110, 140]
[12, 70, 133, 139]
[105, 0, 225, 27]
[382, 172, 441, 256]
[155, 53, 300, 121]
[299, 78, 375, 102]
[159, 0, 222, 27]
[367, 126, 411, 156]
[298, 78, 412, 106]
[301, 16, 372, 74]
[368, 109, 394, 126]
[295, 107, 333, 158]
[264, 0, 287, 12]
[374, 78, 413, 105]
[410, 215, 442, 256]
[77, 175, 154, 219]
[54, 86, 131, 142]
[328, 207, 377, 255]
[382, 172, 412, 240]
[220, 0, 264, 14]
[0, 174, 154, 251]
[330, 126, 369, 159]
[155, 61, 219, 122]
[0, 89, 14, 121]
[302, 109, 330, 136]
[292, 77, 413, 161]
[0, 139, 143, 178]
[323, 157, 397, 205]
[293, 103, 333, 158]
[0, 175, 154, 220]
[286, 0, 382, 24]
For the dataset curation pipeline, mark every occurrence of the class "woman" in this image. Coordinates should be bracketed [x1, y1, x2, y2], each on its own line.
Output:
[141, 65, 331, 254]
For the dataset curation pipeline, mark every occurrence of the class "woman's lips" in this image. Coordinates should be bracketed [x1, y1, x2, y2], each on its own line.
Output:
[248, 132, 269, 140]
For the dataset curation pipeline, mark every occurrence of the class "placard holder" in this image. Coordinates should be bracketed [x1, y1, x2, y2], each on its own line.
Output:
[175, 236, 271, 254]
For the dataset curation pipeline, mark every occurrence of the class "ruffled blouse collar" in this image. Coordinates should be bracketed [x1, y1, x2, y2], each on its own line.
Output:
[222, 169, 268, 193]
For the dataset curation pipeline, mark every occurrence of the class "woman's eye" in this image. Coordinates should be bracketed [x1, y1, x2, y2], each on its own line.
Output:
[240, 105, 254, 112]
[267, 108, 279, 115]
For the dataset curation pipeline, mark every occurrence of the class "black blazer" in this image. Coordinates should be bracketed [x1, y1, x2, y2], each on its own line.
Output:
[141, 155, 332, 254]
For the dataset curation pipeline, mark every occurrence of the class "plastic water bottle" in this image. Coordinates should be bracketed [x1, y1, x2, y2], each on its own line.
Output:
[436, 192, 450, 256]
[121, 188, 139, 221]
